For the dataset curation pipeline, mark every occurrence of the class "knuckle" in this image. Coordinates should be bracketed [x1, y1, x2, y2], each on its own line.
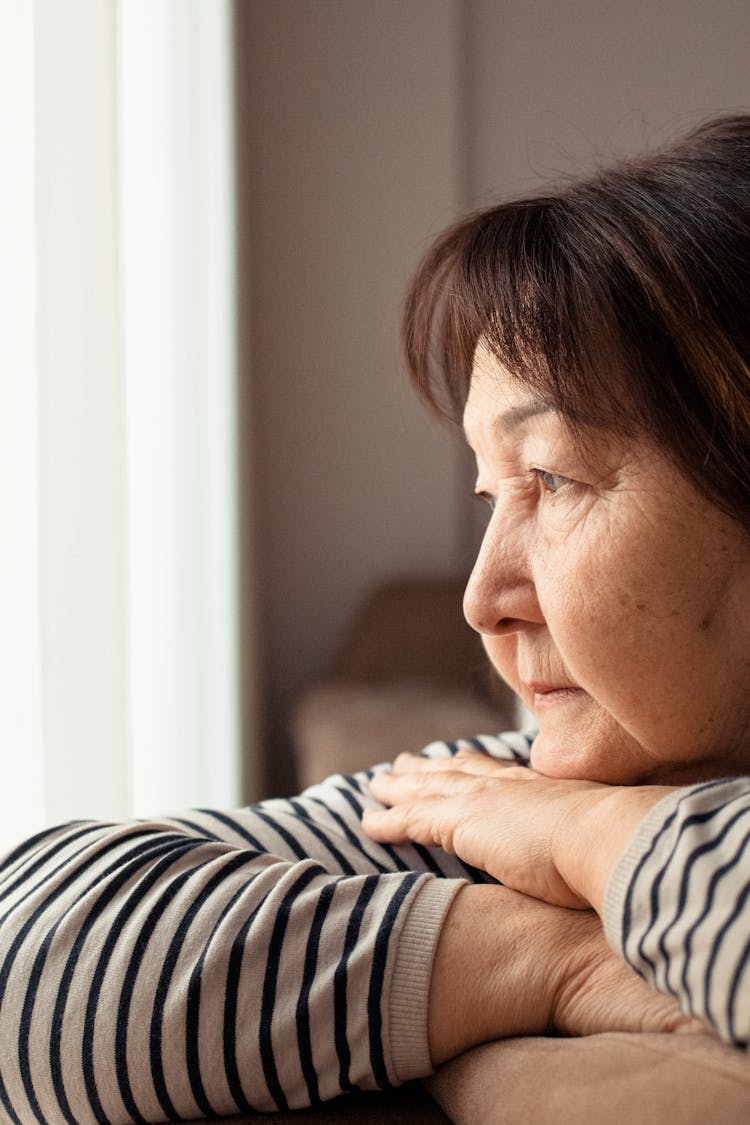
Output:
[501, 764, 534, 780]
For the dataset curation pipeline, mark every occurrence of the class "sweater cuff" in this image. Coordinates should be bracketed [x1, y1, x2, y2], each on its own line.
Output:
[387, 875, 466, 1083]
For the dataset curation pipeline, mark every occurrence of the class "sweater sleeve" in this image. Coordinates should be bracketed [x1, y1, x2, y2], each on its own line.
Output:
[0, 732, 524, 1124]
[602, 776, 750, 1050]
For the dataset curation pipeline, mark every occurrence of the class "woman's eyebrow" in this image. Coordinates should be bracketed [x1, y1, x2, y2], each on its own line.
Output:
[462, 397, 558, 446]
[494, 401, 556, 433]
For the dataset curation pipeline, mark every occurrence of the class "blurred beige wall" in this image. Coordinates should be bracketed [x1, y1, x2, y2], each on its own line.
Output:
[235, 0, 750, 795]
[235, 0, 473, 793]
[467, 0, 750, 196]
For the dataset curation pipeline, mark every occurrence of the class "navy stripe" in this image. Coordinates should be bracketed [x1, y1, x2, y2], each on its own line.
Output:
[409, 842, 447, 877]
[621, 811, 677, 960]
[333, 876, 380, 1093]
[286, 800, 357, 874]
[113, 857, 210, 1122]
[0, 827, 158, 1125]
[636, 800, 736, 978]
[306, 796, 390, 873]
[168, 817, 225, 841]
[259, 865, 322, 1111]
[621, 780, 729, 952]
[487, 734, 530, 764]
[0, 823, 102, 909]
[295, 881, 338, 1105]
[0, 822, 83, 879]
[333, 788, 411, 873]
[367, 873, 421, 1089]
[19, 835, 184, 1125]
[494, 733, 534, 763]
[0, 1070, 25, 1125]
[704, 876, 750, 1025]
[400, 738, 502, 881]
[407, 838, 490, 883]
[223, 901, 265, 1113]
[0, 828, 164, 1124]
[318, 785, 486, 883]
[467, 737, 491, 756]
[185, 882, 252, 1116]
[149, 850, 260, 1120]
[0, 826, 153, 948]
[82, 840, 201, 1124]
[331, 782, 483, 881]
[447, 851, 492, 884]
[50, 837, 190, 1125]
[727, 931, 750, 1046]
[506, 745, 531, 765]
[197, 809, 266, 851]
[657, 804, 750, 997]
[671, 804, 750, 931]
[680, 824, 750, 1011]
[249, 808, 309, 861]
[16, 927, 58, 1125]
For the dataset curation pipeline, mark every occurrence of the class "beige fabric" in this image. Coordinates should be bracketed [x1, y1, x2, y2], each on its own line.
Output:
[181, 1033, 750, 1123]
[428, 1032, 750, 1124]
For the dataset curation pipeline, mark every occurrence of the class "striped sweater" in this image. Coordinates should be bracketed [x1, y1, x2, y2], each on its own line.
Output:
[0, 732, 747, 1123]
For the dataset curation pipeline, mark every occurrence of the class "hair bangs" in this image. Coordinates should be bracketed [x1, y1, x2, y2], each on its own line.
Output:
[403, 116, 750, 527]
[403, 197, 639, 435]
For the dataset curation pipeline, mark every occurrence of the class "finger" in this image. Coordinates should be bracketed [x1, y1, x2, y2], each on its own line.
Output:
[362, 797, 456, 850]
[361, 804, 411, 843]
[369, 767, 484, 807]
[391, 749, 531, 781]
[390, 748, 496, 774]
[391, 751, 451, 775]
[391, 756, 436, 774]
[452, 749, 535, 780]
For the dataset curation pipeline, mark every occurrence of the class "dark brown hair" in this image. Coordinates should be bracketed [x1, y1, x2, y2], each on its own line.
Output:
[403, 115, 750, 526]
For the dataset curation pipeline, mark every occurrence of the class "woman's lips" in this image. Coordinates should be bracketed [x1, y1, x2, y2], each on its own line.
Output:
[526, 682, 585, 712]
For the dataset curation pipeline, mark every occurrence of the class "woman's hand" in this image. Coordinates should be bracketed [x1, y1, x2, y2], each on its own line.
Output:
[428, 885, 707, 1064]
[364, 749, 675, 911]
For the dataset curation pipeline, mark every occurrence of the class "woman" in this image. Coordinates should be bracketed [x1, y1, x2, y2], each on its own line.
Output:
[1, 116, 749, 1123]
[365, 112, 750, 1057]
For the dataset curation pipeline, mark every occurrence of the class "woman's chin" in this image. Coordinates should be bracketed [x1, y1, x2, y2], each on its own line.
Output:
[529, 726, 650, 785]
[529, 731, 597, 780]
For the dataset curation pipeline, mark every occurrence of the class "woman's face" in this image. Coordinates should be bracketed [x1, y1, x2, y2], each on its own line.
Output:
[464, 346, 750, 785]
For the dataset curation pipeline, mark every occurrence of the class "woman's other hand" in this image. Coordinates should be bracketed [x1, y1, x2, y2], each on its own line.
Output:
[428, 885, 706, 1064]
[364, 748, 674, 911]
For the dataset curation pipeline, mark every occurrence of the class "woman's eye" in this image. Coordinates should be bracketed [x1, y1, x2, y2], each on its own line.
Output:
[534, 469, 571, 494]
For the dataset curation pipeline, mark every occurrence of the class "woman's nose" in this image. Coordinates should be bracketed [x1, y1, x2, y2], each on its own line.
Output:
[463, 517, 541, 636]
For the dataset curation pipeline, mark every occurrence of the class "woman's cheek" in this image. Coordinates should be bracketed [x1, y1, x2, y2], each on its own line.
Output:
[543, 592, 636, 693]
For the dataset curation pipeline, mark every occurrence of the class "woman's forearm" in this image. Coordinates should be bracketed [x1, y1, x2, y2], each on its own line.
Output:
[428, 885, 560, 1062]
[0, 803, 462, 1122]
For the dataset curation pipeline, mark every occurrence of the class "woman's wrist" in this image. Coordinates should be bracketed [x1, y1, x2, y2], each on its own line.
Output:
[551, 785, 675, 913]
[427, 884, 576, 1064]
